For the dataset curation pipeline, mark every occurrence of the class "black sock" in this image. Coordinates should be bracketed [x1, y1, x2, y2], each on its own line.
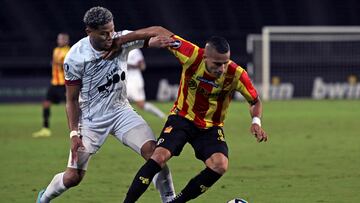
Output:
[43, 108, 50, 128]
[169, 167, 222, 203]
[123, 159, 162, 203]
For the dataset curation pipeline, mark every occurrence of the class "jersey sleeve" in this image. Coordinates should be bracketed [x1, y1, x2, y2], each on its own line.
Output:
[168, 35, 198, 66]
[64, 54, 83, 86]
[235, 68, 259, 104]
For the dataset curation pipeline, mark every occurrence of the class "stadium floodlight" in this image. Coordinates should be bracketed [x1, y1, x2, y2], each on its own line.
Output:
[257, 26, 360, 100]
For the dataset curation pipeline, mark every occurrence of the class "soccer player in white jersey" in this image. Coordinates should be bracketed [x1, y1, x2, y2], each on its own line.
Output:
[127, 48, 166, 119]
[36, 6, 176, 203]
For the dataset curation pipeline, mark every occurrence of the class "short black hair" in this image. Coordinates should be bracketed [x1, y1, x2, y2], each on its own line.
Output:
[83, 6, 113, 29]
[206, 36, 230, 54]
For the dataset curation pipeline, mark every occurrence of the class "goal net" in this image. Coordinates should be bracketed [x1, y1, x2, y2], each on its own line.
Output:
[247, 26, 360, 100]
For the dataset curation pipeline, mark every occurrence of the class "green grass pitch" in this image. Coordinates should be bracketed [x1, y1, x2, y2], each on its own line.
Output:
[0, 100, 359, 203]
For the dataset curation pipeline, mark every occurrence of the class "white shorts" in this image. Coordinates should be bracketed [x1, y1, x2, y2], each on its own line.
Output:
[127, 69, 145, 102]
[67, 107, 155, 170]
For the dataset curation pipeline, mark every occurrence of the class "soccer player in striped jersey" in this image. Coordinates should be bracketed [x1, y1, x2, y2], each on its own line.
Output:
[36, 7, 176, 203]
[123, 32, 268, 203]
[32, 33, 70, 138]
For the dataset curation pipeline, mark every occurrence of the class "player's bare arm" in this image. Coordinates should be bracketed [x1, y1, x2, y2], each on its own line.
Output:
[249, 99, 268, 142]
[148, 35, 175, 48]
[103, 26, 174, 59]
[65, 85, 85, 164]
[131, 26, 174, 39]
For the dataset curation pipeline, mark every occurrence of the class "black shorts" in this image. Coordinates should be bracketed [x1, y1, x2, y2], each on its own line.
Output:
[46, 85, 66, 104]
[157, 115, 229, 162]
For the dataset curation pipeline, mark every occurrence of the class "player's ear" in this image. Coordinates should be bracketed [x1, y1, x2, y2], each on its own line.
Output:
[85, 27, 92, 35]
[203, 53, 208, 60]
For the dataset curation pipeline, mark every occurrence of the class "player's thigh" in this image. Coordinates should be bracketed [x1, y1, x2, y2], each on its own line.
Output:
[66, 124, 110, 170]
[156, 115, 191, 157]
[57, 85, 66, 102]
[45, 85, 57, 102]
[66, 150, 92, 171]
[78, 121, 112, 154]
[190, 127, 229, 162]
[112, 108, 155, 154]
[117, 123, 155, 155]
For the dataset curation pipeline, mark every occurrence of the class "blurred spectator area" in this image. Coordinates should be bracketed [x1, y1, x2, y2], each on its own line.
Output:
[1, 0, 360, 77]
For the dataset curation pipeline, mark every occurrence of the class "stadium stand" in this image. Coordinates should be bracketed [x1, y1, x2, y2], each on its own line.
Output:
[1, 0, 360, 101]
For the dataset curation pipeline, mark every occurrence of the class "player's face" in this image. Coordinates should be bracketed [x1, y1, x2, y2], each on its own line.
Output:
[57, 34, 69, 47]
[87, 21, 115, 51]
[204, 47, 230, 78]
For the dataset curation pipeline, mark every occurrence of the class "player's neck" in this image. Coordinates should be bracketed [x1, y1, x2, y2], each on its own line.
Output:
[204, 66, 218, 79]
[89, 38, 103, 52]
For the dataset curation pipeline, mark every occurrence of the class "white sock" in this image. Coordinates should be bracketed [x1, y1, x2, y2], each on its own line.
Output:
[40, 172, 67, 203]
[153, 165, 176, 203]
[144, 102, 166, 119]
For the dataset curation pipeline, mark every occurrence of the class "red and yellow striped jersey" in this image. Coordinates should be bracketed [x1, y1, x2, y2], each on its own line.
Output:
[51, 45, 70, 86]
[168, 35, 259, 129]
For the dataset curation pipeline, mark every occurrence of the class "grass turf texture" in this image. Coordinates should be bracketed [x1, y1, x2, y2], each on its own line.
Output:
[0, 100, 359, 203]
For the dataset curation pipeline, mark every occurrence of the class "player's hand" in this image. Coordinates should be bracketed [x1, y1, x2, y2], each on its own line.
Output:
[70, 136, 85, 165]
[148, 36, 175, 48]
[250, 124, 268, 142]
[103, 37, 124, 60]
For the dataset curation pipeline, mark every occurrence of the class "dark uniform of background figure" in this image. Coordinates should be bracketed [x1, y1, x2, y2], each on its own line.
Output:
[32, 33, 70, 138]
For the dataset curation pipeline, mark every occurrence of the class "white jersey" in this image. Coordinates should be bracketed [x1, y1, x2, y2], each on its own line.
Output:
[64, 30, 144, 120]
[127, 48, 144, 67]
[127, 49, 145, 101]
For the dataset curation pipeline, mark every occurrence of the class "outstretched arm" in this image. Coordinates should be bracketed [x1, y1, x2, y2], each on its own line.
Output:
[104, 26, 174, 59]
[249, 99, 268, 142]
[126, 26, 174, 40]
[116, 26, 174, 46]
[148, 35, 176, 48]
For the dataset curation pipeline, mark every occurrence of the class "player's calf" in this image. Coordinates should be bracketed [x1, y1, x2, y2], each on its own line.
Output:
[123, 159, 162, 203]
[168, 167, 222, 203]
[63, 168, 85, 188]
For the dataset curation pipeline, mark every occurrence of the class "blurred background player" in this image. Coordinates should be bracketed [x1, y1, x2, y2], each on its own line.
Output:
[127, 48, 166, 119]
[32, 33, 70, 138]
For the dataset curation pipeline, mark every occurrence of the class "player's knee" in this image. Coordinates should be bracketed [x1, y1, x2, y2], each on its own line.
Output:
[140, 140, 156, 160]
[206, 153, 229, 175]
[63, 169, 85, 188]
[150, 147, 171, 167]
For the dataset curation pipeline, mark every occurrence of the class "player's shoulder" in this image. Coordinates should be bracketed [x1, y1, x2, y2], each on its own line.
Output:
[63, 45, 70, 52]
[172, 35, 199, 47]
[54, 45, 70, 54]
[65, 37, 93, 64]
[228, 61, 243, 70]
[227, 60, 247, 77]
